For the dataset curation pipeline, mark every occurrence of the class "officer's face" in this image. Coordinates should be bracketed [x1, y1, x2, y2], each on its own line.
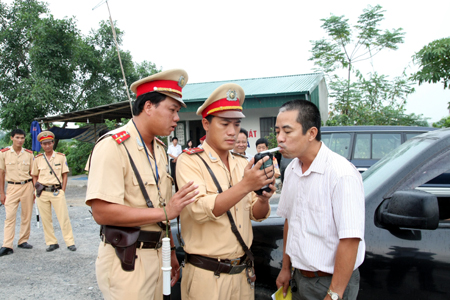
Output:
[41, 140, 54, 154]
[147, 97, 181, 136]
[10, 134, 25, 148]
[203, 116, 241, 152]
[276, 110, 314, 159]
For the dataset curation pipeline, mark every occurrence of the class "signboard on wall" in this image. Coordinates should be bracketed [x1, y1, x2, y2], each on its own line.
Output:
[175, 122, 185, 145]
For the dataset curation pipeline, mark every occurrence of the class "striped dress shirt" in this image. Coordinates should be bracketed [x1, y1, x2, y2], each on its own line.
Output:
[277, 142, 365, 274]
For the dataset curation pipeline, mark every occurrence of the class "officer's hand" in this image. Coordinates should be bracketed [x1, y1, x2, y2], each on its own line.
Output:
[171, 251, 180, 286]
[276, 268, 292, 298]
[166, 181, 198, 220]
[0, 194, 6, 205]
[257, 179, 276, 203]
[241, 157, 275, 193]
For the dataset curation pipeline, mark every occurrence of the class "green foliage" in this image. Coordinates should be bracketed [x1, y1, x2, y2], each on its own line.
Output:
[0, 0, 160, 132]
[265, 130, 278, 149]
[309, 5, 425, 126]
[62, 140, 93, 175]
[412, 37, 450, 89]
[432, 116, 450, 128]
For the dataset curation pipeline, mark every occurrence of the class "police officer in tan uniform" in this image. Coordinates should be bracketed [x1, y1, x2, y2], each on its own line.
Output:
[0, 129, 34, 257]
[86, 69, 198, 300]
[31, 131, 76, 252]
[176, 83, 276, 300]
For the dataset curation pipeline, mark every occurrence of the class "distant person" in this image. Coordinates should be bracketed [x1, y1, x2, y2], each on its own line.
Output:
[232, 128, 253, 161]
[167, 136, 182, 191]
[185, 139, 194, 150]
[0, 129, 35, 257]
[198, 135, 206, 147]
[31, 131, 76, 252]
[255, 137, 281, 178]
[275, 100, 365, 300]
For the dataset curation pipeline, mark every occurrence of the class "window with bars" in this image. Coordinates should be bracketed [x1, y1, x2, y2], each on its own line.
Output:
[260, 117, 276, 138]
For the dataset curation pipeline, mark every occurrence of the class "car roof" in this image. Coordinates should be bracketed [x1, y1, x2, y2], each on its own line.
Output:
[321, 125, 437, 133]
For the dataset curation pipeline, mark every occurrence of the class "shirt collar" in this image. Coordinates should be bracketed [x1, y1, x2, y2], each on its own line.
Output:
[307, 142, 328, 175]
[9, 147, 24, 154]
[202, 141, 237, 172]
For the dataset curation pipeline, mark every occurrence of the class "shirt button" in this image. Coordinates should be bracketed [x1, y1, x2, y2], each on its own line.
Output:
[239, 225, 241, 228]
[236, 208, 238, 211]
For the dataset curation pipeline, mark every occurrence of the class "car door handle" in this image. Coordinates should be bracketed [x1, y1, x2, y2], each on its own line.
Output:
[357, 168, 368, 173]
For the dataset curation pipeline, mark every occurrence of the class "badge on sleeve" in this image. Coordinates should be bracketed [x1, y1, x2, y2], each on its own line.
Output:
[112, 131, 130, 144]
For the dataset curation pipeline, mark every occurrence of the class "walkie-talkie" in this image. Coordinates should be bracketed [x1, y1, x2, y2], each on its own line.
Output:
[253, 147, 279, 195]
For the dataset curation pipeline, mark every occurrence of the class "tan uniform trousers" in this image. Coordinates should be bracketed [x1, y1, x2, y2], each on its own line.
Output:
[181, 263, 254, 300]
[96, 242, 163, 300]
[36, 190, 75, 246]
[2, 182, 34, 248]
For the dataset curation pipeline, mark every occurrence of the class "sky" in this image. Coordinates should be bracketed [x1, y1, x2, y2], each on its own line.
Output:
[4, 0, 450, 123]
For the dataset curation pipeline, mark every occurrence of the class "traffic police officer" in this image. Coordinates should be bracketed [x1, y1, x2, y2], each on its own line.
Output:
[0, 129, 34, 256]
[86, 69, 198, 300]
[31, 131, 76, 252]
[176, 83, 276, 300]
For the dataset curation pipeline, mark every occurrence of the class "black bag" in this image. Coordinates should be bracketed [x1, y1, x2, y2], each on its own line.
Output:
[102, 225, 141, 272]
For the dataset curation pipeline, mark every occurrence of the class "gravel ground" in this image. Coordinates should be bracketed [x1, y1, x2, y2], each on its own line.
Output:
[0, 175, 281, 300]
[0, 176, 102, 300]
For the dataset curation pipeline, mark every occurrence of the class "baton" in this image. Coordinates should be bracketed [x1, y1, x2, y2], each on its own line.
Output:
[35, 204, 40, 228]
[162, 237, 171, 300]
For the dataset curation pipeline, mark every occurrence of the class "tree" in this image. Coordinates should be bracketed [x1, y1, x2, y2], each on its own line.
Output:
[0, 0, 160, 133]
[309, 5, 427, 126]
[432, 116, 450, 128]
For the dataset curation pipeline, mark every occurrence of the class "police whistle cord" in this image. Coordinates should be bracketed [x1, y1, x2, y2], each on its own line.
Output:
[162, 207, 171, 300]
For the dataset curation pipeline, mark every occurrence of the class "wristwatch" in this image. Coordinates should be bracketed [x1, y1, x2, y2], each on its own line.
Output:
[327, 289, 341, 300]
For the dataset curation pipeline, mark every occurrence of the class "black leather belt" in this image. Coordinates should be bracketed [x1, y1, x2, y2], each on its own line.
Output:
[103, 230, 164, 249]
[42, 185, 62, 192]
[7, 179, 32, 185]
[186, 253, 248, 275]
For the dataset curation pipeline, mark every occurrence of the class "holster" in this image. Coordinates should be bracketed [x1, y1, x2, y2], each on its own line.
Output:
[35, 182, 45, 198]
[102, 225, 141, 272]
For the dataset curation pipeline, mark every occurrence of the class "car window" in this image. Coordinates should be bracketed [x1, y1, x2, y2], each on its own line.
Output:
[354, 134, 370, 159]
[321, 133, 351, 159]
[406, 133, 421, 140]
[372, 133, 401, 159]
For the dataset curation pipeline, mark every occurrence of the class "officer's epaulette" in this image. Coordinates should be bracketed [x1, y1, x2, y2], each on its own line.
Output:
[0, 147, 9, 152]
[155, 137, 166, 147]
[231, 151, 248, 159]
[35, 153, 43, 158]
[112, 131, 130, 145]
[25, 149, 33, 154]
[183, 147, 204, 155]
[56, 152, 65, 156]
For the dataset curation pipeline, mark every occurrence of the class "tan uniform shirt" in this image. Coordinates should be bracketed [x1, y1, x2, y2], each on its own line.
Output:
[31, 152, 69, 185]
[176, 141, 270, 260]
[0, 147, 33, 182]
[85, 120, 172, 232]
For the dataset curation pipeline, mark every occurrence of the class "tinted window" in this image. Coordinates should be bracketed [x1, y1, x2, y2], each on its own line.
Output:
[322, 133, 351, 158]
[406, 133, 421, 140]
[372, 133, 401, 159]
[354, 134, 370, 159]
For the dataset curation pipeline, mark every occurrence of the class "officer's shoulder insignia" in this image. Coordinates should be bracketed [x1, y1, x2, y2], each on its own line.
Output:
[56, 152, 65, 156]
[112, 131, 130, 145]
[155, 137, 166, 147]
[231, 152, 247, 159]
[0, 147, 9, 152]
[183, 147, 204, 155]
[25, 149, 33, 154]
[35, 153, 43, 158]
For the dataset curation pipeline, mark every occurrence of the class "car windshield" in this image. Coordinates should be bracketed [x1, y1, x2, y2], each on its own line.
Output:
[362, 136, 433, 197]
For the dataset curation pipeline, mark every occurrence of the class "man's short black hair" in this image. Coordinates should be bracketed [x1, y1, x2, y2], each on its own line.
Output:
[256, 137, 269, 148]
[239, 128, 248, 138]
[132, 92, 167, 116]
[279, 100, 321, 141]
[10, 129, 26, 138]
[172, 137, 178, 141]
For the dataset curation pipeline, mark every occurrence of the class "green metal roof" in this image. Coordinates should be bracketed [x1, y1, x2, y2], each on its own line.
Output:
[183, 73, 324, 102]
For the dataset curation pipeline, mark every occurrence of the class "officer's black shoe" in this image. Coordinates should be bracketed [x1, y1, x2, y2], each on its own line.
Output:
[18, 242, 33, 249]
[67, 245, 77, 252]
[46, 244, 59, 252]
[0, 247, 13, 257]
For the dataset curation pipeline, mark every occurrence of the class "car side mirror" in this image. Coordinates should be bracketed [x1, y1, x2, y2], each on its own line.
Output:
[375, 190, 439, 230]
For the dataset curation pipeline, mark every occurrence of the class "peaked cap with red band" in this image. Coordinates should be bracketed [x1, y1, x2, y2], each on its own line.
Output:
[37, 131, 55, 143]
[130, 69, 188, 108]
[196, 83, 245, 118]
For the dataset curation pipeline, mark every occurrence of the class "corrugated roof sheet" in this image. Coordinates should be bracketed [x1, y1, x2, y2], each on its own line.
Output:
[183, 73, 324, 101]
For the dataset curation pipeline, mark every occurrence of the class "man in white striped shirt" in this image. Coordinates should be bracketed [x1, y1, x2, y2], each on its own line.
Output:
[275, 100, 365, 300]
